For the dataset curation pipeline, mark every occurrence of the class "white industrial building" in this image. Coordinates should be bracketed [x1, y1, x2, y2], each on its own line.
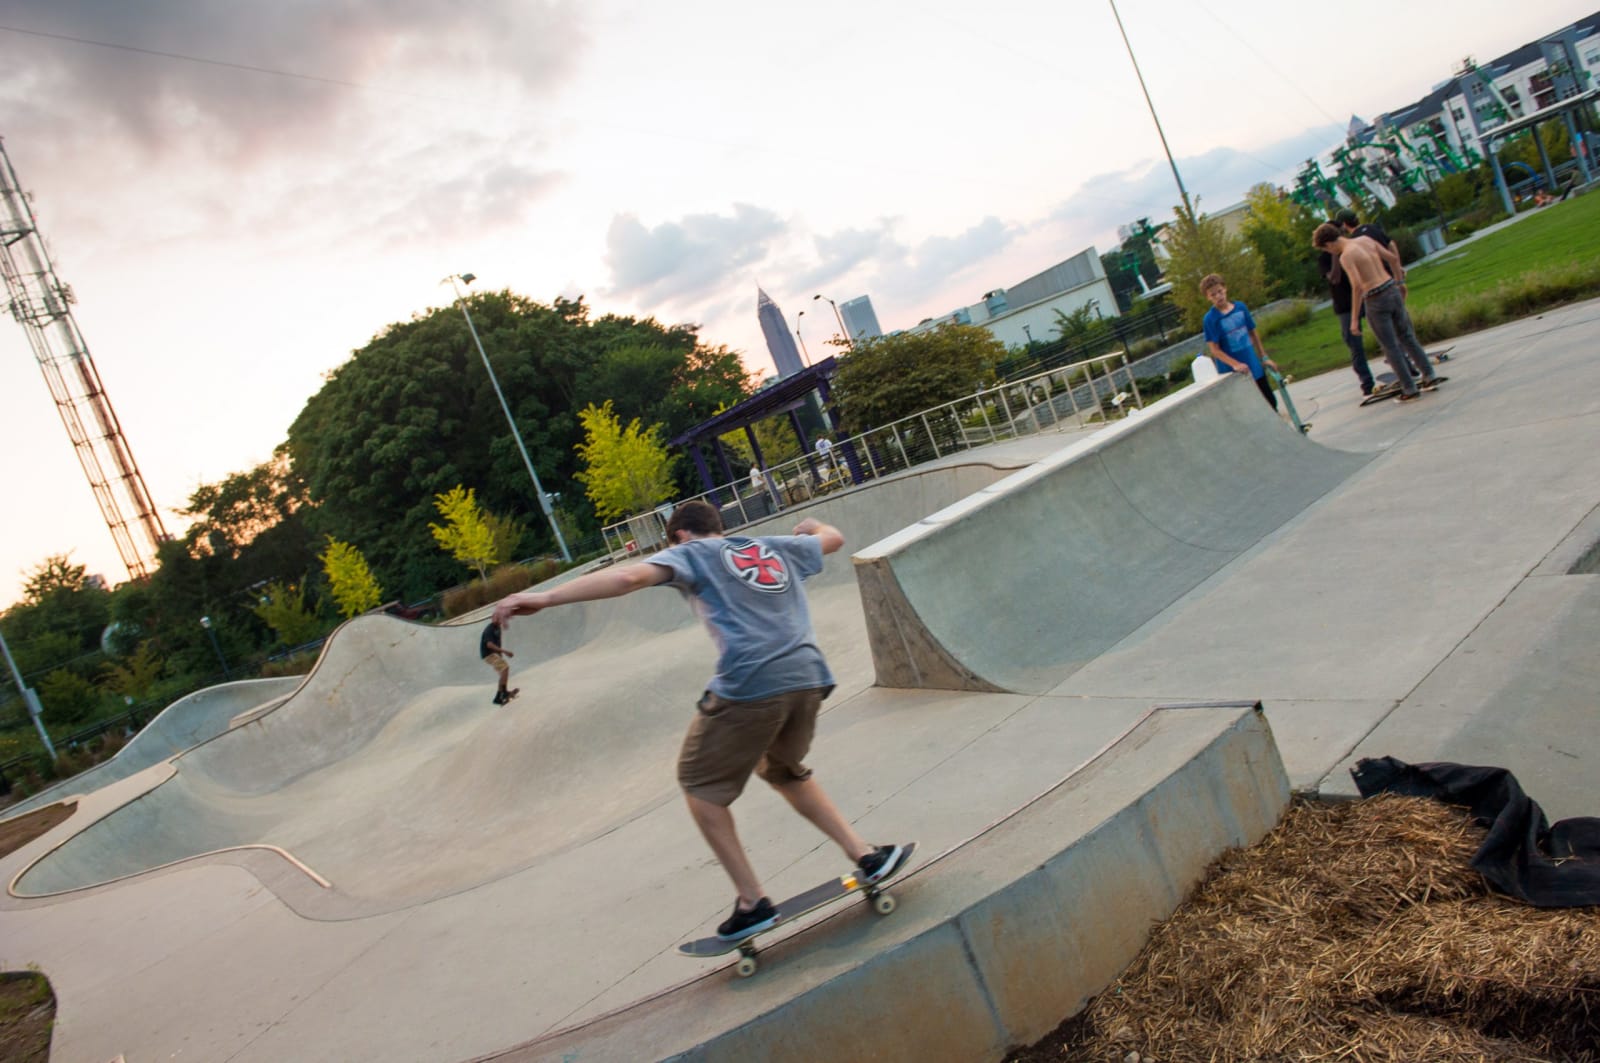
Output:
[906, 247, 1120, 350]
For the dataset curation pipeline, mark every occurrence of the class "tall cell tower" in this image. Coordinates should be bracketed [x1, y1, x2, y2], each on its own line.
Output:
[0, 137, 167, 580]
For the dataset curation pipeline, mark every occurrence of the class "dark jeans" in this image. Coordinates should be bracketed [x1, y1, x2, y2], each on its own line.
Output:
[1253, 374, 1278, 410]
[1335, 310, 1375, 393]
[1365, 284, 1435, 395]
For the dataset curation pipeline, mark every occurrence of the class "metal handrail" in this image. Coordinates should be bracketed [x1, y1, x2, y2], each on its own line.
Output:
[601, 349, 1145, 557]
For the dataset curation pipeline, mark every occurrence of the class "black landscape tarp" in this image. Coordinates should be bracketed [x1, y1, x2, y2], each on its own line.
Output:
[1351, 757, 1600, 908]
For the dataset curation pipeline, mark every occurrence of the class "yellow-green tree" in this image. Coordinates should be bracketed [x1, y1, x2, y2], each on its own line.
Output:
[574, 401, 675, 522]
[319, 537, 383, 619]
[250, 581, 327, 647]
[101, 641, 164, 702]
[1163, 200, 1267, 330]
[428, 485, 498, 581]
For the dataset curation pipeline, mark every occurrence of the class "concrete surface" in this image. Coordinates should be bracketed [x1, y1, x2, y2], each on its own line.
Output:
[0, 296, 1596, 1062]
[2, 676, 302, 819]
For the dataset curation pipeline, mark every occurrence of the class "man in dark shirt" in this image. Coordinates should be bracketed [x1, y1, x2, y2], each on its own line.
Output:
[480, 620, 517, 705]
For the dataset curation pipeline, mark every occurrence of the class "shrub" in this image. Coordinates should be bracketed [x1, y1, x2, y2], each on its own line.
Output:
[441, 563, 539, 619]
[259, 650, 319, 678]
[1387, 227, 1423, 265]
[1256, 301, 1312, 338]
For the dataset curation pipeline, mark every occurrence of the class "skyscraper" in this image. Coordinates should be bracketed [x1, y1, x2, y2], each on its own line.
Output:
[757, 287, 806, 379]
[839, 295, 883, 341]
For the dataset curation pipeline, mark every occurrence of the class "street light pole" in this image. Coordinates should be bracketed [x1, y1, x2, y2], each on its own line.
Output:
[813, 294, 852, 348]
[1, 627, 55, 761]
[1108, 0, 1195, 220]
[795, 310, 812, 365]
[445, 273, 572, 563]
[199, 615, 230, 680]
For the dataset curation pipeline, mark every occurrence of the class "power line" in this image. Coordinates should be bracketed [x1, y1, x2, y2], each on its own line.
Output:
[0, 22, 455, 104]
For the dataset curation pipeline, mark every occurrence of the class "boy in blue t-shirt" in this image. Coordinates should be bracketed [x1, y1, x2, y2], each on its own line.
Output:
[492, 500, 908, 942]
[1200, 273, 1279, 410]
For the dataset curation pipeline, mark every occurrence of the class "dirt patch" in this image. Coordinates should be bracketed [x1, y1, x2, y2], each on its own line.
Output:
[0, 973, 54, 1063]
[1007, 796, 1600, 1062]
[0, 801, 76, 861]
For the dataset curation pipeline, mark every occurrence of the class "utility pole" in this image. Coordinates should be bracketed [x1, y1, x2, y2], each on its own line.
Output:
[0, 138, 167, 579]
[1108, 0, 1195, 220]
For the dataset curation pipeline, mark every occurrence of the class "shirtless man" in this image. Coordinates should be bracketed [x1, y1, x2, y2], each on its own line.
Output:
[1312, 222, 1444, 404]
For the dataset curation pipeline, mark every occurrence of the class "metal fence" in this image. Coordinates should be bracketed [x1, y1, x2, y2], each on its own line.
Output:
[601, 348, 1146, 557]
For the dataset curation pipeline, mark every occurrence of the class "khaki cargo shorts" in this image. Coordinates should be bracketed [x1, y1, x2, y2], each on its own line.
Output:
[483, 652, 510, 680]
[677, 687, 827, 806]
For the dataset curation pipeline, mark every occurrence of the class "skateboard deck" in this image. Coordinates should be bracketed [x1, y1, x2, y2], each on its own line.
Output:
[1360, 374, 1403, 406]
[678, 842, 917, 976]
[1430, 345, 1453, 362]
[1266, 368, 1309, 433]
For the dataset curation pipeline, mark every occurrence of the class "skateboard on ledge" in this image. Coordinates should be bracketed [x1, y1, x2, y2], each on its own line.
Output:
[678, 842, 917, 977]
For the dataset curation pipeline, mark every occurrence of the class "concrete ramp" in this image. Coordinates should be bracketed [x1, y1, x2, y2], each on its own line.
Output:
[855, 375, 1371, 693]
[0, 676, 302, 821]
[8, 458, 1033, 912]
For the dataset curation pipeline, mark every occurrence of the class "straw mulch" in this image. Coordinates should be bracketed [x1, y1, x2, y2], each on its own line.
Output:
[1009, 795, 1600, 1062]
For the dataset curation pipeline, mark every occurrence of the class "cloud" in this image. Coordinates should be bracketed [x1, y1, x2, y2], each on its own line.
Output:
[789, 221, 905, 292]
[603, 204, 788, 306]
[0, 2, 587, 158]
[1051, 123, 1345, 245]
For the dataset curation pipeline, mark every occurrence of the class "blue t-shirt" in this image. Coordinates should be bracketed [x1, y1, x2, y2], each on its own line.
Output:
[647, 534, 834, 701]
[1203, 301, 1263, 379]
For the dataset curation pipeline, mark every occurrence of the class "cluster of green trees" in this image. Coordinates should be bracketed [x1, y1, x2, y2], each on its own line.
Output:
[1, 294, 756, 762]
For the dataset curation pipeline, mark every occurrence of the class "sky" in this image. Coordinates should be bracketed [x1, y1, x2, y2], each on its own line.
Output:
[0, 0, 1594, 606]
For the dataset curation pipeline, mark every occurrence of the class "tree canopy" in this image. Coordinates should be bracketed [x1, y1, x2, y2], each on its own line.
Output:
[829, 324, 1006, 432]
[1163, 201, 1268, 329]
[285, 292, 752, 599]
[1241, 183, 1323, 300]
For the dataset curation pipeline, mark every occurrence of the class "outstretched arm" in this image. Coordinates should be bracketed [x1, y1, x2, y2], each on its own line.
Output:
[493, 562, 671, 624]
[793, 517, 845, 554]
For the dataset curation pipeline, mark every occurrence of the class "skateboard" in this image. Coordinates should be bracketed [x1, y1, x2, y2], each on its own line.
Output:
[1360, 374, 1403, 406]
[1430, 345, 1453, 363]
[678, 842, 917, 977]
[1266, 368, 1310, 434]
[1360, 367, 1451, 407]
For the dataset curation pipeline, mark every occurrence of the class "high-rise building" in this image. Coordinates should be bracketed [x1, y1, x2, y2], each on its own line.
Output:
[757, 287, 806, 379]
[838, 295, 883, 341]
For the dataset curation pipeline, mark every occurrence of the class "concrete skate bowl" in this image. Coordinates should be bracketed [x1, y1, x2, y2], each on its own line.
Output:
[856, 374, 1373, 694]
[8, 458, 1027, 917]
[0, 676, 302, 821]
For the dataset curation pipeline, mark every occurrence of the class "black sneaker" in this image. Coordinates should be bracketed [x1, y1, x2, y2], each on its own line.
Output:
[857, 843, 910, 886]
[492, 691, 507, 705]
[716, 896, 779, 941]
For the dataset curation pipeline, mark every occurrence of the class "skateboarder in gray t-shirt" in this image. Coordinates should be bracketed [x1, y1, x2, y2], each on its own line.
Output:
[493, 500, 908, 941]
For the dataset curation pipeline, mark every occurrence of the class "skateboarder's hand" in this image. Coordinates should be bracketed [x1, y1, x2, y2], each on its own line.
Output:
[493, 592, 549, 625]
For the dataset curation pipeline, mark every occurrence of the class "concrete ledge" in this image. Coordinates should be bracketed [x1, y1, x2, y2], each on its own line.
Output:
[482, 702, 1290, 1062]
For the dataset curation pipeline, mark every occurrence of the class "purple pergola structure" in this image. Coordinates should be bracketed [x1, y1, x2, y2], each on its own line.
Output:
[667, 356, 865, 501]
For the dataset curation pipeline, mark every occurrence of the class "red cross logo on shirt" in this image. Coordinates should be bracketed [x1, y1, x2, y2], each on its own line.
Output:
[721, 540, 790, 593]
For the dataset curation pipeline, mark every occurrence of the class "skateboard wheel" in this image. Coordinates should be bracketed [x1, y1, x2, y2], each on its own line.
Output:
[735, 956, 758, 977]
[873, 894, 896, 915]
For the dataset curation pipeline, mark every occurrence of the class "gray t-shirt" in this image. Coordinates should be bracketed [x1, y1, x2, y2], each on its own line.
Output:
[648, 534, 834, 700]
